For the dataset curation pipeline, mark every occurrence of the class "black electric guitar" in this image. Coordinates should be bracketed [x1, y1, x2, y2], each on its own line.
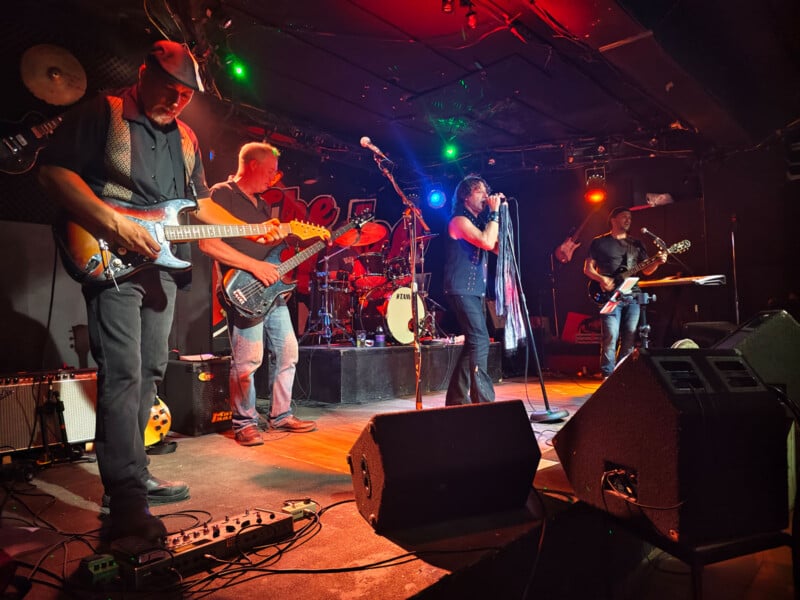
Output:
[54, 198, 329, 285]
[0, 114, 63, 174]
[223, 213, 373, 318]
[587, 240, 691, 304]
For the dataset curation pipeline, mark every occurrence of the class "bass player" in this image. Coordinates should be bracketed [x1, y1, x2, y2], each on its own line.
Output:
[198, 142, 318, 446]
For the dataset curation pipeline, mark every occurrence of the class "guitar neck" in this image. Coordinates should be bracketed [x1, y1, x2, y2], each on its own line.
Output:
[163, 222, 290, 242]
[621, 254, 660, 279]
[276, 222, 357, 276]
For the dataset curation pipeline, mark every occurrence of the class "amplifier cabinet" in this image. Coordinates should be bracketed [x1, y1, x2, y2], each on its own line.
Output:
[159, 357, 232, 436]
[0, 370, 97, 452]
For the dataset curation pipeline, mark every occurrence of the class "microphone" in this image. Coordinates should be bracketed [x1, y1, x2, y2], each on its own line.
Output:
[640, 227, 667, 250]
[360, 136, 392, 162]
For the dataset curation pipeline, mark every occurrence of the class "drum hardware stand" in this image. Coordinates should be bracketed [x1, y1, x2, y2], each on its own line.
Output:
[35, 377, 82, 466]
[421, 294, 449, 339]
[369, 148, 429, 409]
[300, 248, 353, 347]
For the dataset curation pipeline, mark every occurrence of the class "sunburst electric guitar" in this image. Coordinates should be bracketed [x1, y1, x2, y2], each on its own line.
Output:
[54, 198, 329, 285]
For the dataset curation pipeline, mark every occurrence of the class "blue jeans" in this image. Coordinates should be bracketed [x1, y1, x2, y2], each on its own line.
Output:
[83, 269, 176, 514]
[599, 297, 641, 378]
[445, 294, 495, 405]
[228, 299, 297, 432]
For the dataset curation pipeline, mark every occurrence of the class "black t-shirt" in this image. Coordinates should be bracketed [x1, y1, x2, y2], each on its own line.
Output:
[588, 233, 647, 277]
[209, 179, 273, 267]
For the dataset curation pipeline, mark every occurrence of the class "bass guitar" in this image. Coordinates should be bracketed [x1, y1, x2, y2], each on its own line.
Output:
[54, 198, 329, 286]
[223, 213, 372, 318]
[0, 114, 63, 174]
[587, 239, 691, 304]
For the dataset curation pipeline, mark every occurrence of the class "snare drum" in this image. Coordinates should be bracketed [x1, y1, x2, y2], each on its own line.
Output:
[356, 286, 425, 345]
[353, 252, 387, 290]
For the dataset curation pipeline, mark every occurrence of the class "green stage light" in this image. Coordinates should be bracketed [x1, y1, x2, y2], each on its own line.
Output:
[443, 143, 459, 160]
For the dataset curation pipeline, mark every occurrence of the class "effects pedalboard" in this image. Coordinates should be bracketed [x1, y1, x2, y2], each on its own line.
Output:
[112, 508, 294, 589]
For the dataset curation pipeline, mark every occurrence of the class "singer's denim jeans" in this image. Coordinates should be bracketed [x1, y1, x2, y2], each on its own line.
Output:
[599, 297, 641, 378]
[445, 294, 495, 405]
[228, 299, 297, 432]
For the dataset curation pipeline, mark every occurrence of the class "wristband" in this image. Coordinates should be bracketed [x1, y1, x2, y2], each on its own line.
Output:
[488, 211, 500, 223]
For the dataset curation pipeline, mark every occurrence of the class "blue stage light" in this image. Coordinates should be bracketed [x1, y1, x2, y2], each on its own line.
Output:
[427, 188, 447, 209]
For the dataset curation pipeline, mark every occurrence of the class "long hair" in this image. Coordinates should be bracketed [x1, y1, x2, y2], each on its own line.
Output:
[450, 175, 489, 216]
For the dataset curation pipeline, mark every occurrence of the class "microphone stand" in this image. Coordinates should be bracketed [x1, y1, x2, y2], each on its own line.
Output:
[372, 154, 429, 410]
[503, 204, 567, 423]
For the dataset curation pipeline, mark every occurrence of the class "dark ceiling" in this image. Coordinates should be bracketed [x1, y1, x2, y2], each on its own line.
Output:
[4, 0, 800, 181]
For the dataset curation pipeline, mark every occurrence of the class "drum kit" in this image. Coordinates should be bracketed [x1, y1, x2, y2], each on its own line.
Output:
[303, 220, 441, 346]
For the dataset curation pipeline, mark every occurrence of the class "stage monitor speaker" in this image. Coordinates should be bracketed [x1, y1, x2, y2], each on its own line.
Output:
[0, 370, 97, 452]
[552, 349, 791, 546]
[347, 400, 540, 533]
[159, 357, 232, 436]
[713, 309, 800, 408]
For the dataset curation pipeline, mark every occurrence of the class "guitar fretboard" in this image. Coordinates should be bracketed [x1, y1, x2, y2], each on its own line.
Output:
[163, 222, 289, 242]
[276, 222, 357, 276]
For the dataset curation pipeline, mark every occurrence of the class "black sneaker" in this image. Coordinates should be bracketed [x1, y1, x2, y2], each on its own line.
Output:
[144, 476, 190, 505]
[101, 476, 190, 510]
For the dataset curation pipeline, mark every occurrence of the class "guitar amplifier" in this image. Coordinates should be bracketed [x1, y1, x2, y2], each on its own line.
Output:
[0, 370, 97, 452]
[159, 357, 232, 436]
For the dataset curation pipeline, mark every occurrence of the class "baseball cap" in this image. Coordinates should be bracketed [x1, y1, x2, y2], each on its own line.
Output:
[608, 206, 632, 220]
[145, 40, 204, 92]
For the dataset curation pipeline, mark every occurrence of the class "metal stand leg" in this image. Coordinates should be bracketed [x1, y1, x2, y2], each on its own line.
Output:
[300, 254, 353, 346]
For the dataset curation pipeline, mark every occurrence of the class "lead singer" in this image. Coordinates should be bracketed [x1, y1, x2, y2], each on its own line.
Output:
[443, 175, 504, 405]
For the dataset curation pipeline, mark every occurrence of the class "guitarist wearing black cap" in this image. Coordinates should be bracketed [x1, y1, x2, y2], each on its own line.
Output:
[38, 41, 286, 546]
[583, 206, 666, 379]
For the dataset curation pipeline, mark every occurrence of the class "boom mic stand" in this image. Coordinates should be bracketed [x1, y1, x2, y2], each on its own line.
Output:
[370, 150, 430, 410]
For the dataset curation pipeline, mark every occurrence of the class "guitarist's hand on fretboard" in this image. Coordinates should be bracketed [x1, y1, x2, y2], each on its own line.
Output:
[249, 218, 287, 245]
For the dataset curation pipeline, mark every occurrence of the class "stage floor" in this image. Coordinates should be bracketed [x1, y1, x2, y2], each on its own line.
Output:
[1, 376, 793, 599]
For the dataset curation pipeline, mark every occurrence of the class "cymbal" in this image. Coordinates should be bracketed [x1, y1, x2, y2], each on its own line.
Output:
[21, 44, 87, 106]
[335, 222, 388, 247]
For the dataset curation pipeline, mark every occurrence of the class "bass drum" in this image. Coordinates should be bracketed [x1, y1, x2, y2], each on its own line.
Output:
[356, 286, 425, 345]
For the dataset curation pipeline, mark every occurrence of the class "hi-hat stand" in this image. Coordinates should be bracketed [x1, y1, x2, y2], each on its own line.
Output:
[301, 248, 353, 346]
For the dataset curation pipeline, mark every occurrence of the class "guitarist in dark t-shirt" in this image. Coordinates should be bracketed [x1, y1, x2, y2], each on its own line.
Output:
[583, 206, 666, 378]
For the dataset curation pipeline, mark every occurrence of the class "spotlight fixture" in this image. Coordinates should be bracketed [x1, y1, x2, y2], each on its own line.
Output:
[442, 0, 455, 13]
[584, 166, 607, 204]
[427, 186, 447, 209]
